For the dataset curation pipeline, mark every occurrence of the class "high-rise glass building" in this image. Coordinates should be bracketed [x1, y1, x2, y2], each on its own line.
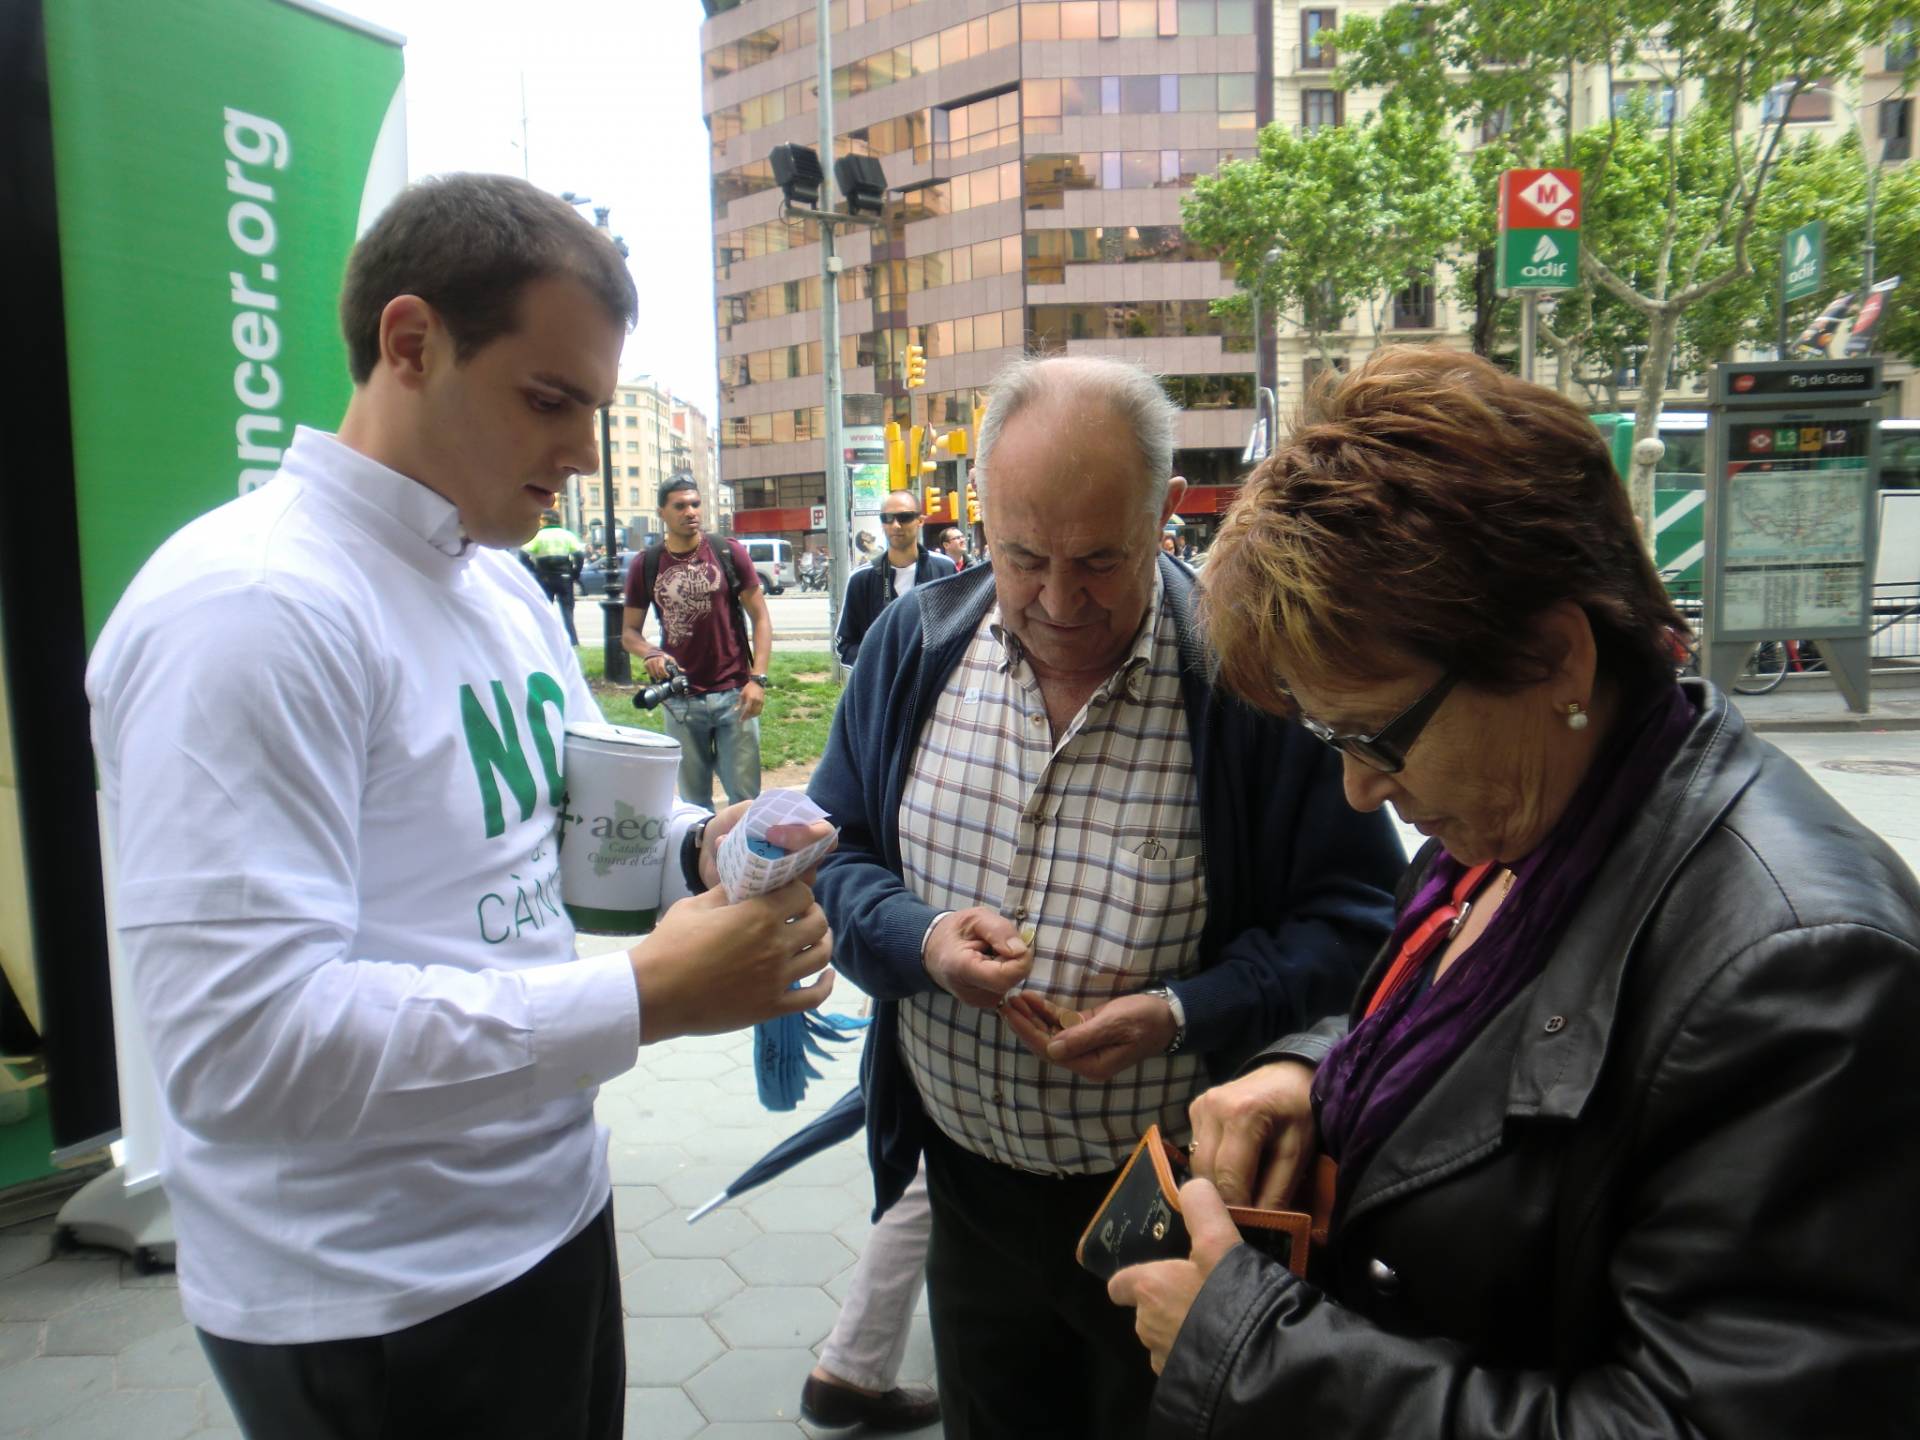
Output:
[701, 0, 1271, 545]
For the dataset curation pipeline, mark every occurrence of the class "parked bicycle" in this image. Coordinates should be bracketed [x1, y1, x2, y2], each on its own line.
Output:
[1671, 632, 1824, 695]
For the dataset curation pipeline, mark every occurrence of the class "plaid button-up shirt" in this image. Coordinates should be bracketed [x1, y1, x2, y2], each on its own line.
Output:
[896, 579, 1208, 1174]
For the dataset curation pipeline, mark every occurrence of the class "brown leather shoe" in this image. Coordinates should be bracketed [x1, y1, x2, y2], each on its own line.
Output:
[800, 1373, 941, 1431]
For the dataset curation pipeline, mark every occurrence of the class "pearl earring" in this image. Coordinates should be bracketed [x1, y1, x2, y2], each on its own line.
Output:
[1564, 701, 1589, 731]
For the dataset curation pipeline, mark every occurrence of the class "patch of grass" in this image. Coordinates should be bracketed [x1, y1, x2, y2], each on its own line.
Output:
[577, 648, 843, 771]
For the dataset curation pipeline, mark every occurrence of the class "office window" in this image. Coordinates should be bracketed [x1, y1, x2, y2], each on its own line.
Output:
[1218, 73, 1255, 112]
[1392, 278, 1437, 330]
[1611, 83, 1677, 125]
[1217, 0, 1253, 36]
[1761, 79, 1834, 124]
[1884, 97, 1913, 160]
[1121, 75, 1161, 112]
[1303, 89, 1343, 130]
[1888, 19, 1915, 69]
[1060, 1, 1098, 39]
[1301, 9, 1336, 67]
[1063, 76, 1102, 115]
[1177, 0, 1214, 35]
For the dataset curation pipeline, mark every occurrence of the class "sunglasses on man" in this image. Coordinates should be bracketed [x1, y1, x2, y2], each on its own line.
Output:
[1289, 668, 1459, 774]
[879, 512, 920, 525]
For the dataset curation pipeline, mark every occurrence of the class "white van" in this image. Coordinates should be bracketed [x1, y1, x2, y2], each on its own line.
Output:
[738, 536, 792, 594]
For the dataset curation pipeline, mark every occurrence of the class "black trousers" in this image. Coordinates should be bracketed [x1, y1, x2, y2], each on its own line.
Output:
[538, 572, 578, 644]
[199, 1200, 624, 1440]
[922, 1126, 1158, 1440]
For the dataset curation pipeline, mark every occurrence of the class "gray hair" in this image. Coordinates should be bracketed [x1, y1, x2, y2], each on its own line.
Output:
[973, 355, 1177, 518]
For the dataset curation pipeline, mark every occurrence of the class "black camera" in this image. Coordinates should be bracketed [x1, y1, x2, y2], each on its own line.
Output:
[634, 660, 691, 711]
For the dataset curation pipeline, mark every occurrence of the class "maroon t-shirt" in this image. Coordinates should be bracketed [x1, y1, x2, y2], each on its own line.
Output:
[627, 537, 759, 695]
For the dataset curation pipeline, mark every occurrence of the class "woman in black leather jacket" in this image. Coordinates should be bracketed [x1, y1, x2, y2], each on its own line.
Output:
[1108, 346, 1920, 1438]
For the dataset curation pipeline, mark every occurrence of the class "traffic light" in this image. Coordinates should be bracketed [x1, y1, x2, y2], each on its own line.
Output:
[932, 428, 968, 459]
[909, 424, 925, 477]
[924, 487, 944, 517]
[904, 343, 927, 389]
[885, 420, 904, 488]
[966, 482, 980, 526]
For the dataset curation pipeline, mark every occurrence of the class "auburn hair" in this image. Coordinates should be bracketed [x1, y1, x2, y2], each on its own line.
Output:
[1201, 345, 1686, 715]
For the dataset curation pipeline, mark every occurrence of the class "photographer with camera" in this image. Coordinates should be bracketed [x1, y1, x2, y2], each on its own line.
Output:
[623, 476, 771, 808]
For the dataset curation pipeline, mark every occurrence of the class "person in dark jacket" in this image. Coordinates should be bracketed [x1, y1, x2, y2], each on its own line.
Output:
[834, 490, 956, 665]
[807, 355, 1405, 1440]
[1108, 345, 1920, 1438]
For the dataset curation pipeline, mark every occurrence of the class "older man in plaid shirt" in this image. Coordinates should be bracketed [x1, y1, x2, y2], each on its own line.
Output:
[808, 355, 1403, 1440]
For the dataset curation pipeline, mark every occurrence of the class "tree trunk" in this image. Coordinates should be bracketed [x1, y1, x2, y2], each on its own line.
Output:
[1627, 307, 1681, 548]
[1470, 249, 1500, 358]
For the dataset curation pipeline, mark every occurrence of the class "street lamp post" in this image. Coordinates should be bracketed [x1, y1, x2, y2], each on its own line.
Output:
[563, 190, 633, 683]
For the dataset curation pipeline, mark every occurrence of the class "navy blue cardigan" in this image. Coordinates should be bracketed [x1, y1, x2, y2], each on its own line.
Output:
[808, 558, 1406, 1217]
[834, 545, 958, 665]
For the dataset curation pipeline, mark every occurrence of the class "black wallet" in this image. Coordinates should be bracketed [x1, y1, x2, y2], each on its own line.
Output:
[1075, 1124, 1332, 1281]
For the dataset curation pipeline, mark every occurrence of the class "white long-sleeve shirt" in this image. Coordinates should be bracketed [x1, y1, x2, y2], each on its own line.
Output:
[87, 428, 698, 1343]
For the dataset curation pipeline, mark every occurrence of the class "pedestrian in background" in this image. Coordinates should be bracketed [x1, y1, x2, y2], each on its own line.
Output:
[526, 507, 584, 643]
[834, 489, 956, 667]
[622, 476, 771, 808]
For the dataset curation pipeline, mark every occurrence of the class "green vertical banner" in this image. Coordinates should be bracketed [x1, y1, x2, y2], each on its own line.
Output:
[44, 0, 407, 646]
[1783, 221, 1825, 305]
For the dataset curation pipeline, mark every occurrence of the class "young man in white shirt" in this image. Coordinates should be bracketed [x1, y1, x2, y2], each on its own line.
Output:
[833, 490, 957, 666]
[87, 174, 835, 1439]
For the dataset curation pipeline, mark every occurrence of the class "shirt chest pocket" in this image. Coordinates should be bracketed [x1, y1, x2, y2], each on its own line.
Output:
[1093, 842, 1206, 980]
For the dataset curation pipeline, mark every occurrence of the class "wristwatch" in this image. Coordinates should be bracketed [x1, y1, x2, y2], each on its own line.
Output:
[681, 819, 710, 895]
[747, 672, 770, 687]
[1142, 984, 1187, 1055]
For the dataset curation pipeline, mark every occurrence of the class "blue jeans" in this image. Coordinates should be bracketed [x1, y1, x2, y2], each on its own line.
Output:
[661, 687, 762, 810]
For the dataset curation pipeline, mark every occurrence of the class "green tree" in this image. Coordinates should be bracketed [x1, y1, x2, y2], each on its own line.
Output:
[1337, 0, 1913, 532]
[1181, 106, 1474, 364]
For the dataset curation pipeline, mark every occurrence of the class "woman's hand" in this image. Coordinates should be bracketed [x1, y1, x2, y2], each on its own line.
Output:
[1189, 1059, 1319, 1208]
[1108, 1179, 1243, 1373]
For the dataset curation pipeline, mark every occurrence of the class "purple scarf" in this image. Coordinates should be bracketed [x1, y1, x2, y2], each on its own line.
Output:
[1313, 681, 1697, 1190]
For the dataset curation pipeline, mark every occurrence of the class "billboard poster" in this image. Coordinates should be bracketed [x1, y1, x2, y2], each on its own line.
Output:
[845, 423, 889, 566]
[45, 0, 408, 645]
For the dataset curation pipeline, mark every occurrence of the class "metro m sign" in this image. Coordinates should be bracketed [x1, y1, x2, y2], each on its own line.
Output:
[1499, 169, 1582, 231]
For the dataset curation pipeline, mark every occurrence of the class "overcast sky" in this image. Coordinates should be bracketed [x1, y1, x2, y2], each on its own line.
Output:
[346, 0, 721, 420]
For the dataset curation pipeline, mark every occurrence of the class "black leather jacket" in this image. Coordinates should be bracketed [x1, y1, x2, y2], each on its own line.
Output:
[1152, 682, 1920, 1439]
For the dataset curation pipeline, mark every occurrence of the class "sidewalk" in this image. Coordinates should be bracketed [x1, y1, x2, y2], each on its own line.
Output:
[0, 995, 927, 1440]
[3, 720, 1917, 1438]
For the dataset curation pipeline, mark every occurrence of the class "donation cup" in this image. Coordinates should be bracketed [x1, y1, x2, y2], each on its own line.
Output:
[560, 722, 682, 935]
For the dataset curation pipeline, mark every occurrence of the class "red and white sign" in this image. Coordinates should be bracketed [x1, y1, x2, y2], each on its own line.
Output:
[809, 504, 828, 529]
[1499, 168, 1583, 230]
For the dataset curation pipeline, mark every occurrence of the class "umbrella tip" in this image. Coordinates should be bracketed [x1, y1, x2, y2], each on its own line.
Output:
[685, 1192, 728, 1224]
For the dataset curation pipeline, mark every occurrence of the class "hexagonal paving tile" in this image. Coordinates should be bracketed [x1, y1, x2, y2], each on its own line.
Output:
[741, 1185, 866, 1236]
[612, 1184, 674, 1231]
[0, 1318, 42, 1369]
[32, 1383, 203, 1440]
[660, 1164, 756, 1211]
[0, 1233, 55, 1282]
[726, 1233, 855, 1288]
[623, 1258, 744, 1317]
[646, 1050, 740, 1081]
[0, 1259, 123, 1322]
[683, 1346, 817, 1424]
[0, 1354, 115, 1431]
[622, 1384, 706, 1440]
[614, 1229, 651, 1280]
[44, 1286, 187, 1357]
[622, 1315, 724, 1387]
[637, 1207, 761, 1261]
[707, 1286, 838, 1350]
[608, 1145, 693, 1187]
[113, 1323, 214, 1390]
[696, 1424, 808, 1439]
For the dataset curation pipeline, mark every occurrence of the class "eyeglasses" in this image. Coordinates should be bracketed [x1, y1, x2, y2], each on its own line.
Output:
[1290, 668, 1460, 774]
[879, 513, 919, 525]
